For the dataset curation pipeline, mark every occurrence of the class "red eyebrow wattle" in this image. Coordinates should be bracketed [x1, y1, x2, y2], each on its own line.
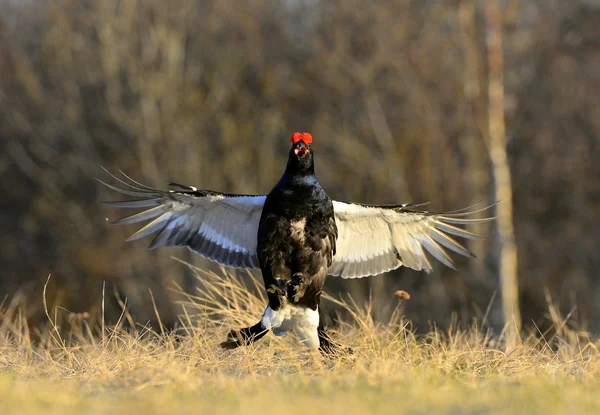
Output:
[291, 132, 313, 145]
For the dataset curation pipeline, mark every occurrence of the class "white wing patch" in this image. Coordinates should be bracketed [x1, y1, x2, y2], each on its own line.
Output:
[330, 200, 495, 278]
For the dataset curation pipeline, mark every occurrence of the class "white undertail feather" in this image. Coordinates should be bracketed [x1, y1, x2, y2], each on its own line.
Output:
[261, 305, 320, 349]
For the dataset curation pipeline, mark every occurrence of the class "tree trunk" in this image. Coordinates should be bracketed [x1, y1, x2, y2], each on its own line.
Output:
[484, 0, 522, 343]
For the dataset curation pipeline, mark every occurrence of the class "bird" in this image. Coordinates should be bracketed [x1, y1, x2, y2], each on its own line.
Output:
[99, 132, 494, 354]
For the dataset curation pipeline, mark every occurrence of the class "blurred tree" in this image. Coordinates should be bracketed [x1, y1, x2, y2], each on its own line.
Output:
[484, 0, 521, 340]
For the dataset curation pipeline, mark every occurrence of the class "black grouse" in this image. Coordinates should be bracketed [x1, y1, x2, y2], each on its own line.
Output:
[100, 132, 493, 353]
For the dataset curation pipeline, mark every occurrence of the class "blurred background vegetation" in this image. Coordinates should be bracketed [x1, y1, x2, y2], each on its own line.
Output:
[0, 0, 598, 335]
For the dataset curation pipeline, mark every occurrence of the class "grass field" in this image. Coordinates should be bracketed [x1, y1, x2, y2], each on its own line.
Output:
[1, 265, 599, 415]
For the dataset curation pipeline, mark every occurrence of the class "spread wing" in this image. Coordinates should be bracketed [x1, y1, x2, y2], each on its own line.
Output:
[98, 170, 265, 269]
[329, 201, 495, 278]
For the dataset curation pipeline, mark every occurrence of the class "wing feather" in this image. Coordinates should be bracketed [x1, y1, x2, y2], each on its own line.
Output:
[148, 221, 175, 250]
[114, 205, 167, 226]
[420, 234, 456, 270]
[127, 213, 173, 241]
[330, 201, 494, 278]
[100, 171, 265, 269]
[102, 199, 163, 208]
[429, 228, 474, 258]
[432, 221, 484, 240]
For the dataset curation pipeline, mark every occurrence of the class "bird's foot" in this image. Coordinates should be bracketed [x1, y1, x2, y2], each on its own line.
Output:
[221, 321, 269, 350]
[220, 329, 244, 350]
[266, 284, 286, 296]
[318, 330, 353, 357]
[288, 272, 308, 303]
[319, 340, 354, 357]
[267, 284, 288, 309]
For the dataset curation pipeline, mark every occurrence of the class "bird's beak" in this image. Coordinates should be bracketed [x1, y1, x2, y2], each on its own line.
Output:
[294, 140, 308, 157]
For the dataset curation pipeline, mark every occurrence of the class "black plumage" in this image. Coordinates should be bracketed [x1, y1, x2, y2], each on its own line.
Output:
[258, 139, 336, 308]
[252, 138, 339, 351]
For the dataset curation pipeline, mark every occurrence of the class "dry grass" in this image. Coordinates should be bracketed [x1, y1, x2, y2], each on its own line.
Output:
[1, 264, 599, 415]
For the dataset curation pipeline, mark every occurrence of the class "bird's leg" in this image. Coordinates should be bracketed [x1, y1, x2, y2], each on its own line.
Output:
[317, 307, 353, 356]
[266, 283, 288, 310]
[288, 272, 310, 303]
[220, 321, 269, 350]
[317, 327, 342, 355]
[221, 280, 290, 350]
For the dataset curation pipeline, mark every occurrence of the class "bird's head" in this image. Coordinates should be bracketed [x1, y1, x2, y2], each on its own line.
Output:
[288, 132, 314, 173]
